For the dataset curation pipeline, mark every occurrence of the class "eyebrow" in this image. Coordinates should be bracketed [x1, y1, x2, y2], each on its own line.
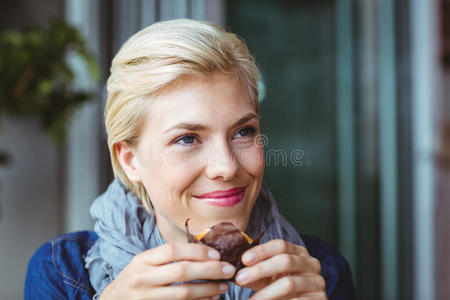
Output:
[164, 112, 258, 134]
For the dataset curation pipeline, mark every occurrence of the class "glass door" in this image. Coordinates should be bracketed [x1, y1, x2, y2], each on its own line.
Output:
[227, 1, 407, 299]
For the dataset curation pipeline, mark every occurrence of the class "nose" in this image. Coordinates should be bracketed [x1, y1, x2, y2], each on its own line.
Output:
[205, 141, 239, 181]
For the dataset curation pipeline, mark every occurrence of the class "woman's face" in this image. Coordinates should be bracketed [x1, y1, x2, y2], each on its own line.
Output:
[124, 73, 265, 243]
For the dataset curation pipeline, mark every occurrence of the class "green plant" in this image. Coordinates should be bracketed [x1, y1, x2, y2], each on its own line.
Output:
[0, 18, 99, 165]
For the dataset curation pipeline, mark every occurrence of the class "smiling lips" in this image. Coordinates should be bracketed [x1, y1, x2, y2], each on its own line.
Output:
[193, 187, 246, 207]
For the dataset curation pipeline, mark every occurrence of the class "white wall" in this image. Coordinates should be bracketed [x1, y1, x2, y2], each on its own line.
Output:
[64, 0, 102, 233]
[0, 1, 65, 299]
[411, 0, 440, 299]
[0, 117, 63, 299]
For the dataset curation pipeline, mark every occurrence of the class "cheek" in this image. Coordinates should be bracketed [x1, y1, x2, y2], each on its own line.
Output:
[136, 148, 203, 202]
[235, 145, 265, 177]
[157, 150, 203, 194]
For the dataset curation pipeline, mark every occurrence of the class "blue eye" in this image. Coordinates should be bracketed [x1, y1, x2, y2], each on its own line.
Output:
[175, 135, 198, 145]
[235, 126, 256, 138]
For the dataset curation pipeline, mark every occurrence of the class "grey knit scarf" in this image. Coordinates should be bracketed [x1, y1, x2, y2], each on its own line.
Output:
[85, 179, 304, 299]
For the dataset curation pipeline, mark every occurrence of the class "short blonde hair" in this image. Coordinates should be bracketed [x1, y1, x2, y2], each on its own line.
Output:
[105, 19, 260, 211]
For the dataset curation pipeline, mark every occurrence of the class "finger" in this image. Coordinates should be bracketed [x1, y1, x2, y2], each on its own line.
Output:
[288, 291, 328, 300]
[277, 291, 327, 300]
[134, 243, 221, 266]
[143, 260, 236, 285]
[235, 276, 271, 292]
[248, 275, 326, 300]
[236, 254, 320, 285]
[145, 281, 229, 300]
[278, 294, 326, 300]
[242, 239, 307, 266]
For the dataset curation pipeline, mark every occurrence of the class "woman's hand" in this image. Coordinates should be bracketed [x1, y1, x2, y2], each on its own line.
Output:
[234, 239, 327, 300]
[99, 243, 236, 300]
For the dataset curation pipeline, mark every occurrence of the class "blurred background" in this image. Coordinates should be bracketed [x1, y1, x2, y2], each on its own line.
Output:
[0, 0, 448, 299]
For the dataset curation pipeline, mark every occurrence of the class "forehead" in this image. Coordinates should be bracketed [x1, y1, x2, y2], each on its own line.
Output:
[145, 74, 257, 131]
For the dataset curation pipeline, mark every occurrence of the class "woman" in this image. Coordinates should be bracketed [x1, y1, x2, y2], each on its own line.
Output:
[25, 19, 356, 300]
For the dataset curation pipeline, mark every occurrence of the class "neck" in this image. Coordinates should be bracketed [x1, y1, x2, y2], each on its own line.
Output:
[154, 213, 188, 244]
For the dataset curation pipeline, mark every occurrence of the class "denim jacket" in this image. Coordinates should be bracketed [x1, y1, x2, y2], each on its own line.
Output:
[24, 231, 357, 300]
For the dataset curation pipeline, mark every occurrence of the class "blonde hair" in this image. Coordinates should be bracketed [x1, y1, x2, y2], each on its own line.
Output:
[105, 19, 260, 212]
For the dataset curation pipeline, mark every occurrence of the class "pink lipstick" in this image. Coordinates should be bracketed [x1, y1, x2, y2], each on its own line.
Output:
[193, 187, 246, 207]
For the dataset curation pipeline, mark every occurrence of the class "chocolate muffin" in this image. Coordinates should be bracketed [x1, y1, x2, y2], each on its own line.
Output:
[185, 219, 264, 271]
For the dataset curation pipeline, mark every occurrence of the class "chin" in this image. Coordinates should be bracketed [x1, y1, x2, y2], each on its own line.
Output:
[214, 216, 250, 232]
[187, 215, 249, 234]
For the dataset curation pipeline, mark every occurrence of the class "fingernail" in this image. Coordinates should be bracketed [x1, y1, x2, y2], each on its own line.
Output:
[212, 296, 220, 300]
[222, 265, 236, 275]
[242, 252, 256, 263]
[236, 271, 249, 283]
[219, 282, 228, 291]
[208, 250, 220, 260]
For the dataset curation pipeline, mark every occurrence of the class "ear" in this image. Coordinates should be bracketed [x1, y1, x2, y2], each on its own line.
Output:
[115, 141, 142, 183]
